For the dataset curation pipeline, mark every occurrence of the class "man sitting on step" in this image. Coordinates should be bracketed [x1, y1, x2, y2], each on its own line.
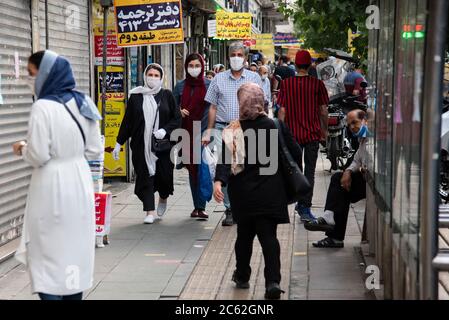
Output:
[304, 109, 372, 248]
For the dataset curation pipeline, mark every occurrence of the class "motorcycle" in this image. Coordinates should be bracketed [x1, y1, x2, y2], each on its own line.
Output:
[440, 96, 449, 203]
[324, 92, 368, 171]
[316, 49, 368, 171]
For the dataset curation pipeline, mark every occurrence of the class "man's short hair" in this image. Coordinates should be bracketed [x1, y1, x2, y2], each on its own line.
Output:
[356, 109, 367, 120]
[279, 55, 289, 64]
[296, 64, 311, 70]
[228, 42, 249, 57]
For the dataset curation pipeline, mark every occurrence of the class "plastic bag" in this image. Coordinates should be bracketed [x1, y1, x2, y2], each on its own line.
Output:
[198, 146, 215, 202]
[202, 145, 217, 180]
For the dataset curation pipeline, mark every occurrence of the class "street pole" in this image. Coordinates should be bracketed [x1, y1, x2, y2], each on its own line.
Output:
[100, 0, 112, 136]
[420, 0, 448, 300]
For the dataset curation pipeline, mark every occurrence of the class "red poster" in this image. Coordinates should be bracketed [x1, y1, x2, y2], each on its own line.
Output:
[94, 35, 125, 66]
[95, 192, 112, 236]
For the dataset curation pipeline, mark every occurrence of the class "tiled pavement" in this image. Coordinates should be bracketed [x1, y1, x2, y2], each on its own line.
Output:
[0, 154, 374, 300]
[181, 153, 375, 300]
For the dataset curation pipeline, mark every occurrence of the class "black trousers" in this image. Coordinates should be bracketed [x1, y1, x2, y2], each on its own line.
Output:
[325, 171, 366, 241]
[135, 155, 173, 212]
[235, 217, 281, 286]
[298, 141, 320, 208]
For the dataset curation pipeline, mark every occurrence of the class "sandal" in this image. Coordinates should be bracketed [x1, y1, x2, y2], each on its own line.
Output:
[304, 217, 335, 232]
[312, 237, 344, 248]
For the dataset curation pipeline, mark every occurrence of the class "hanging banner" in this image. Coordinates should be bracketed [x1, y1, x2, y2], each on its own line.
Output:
[214, 10, 251, 40]
[93, 0, 125, 65]
[97, 66, 127, 177]
[114, 0, 184, 47]
[251, 33, 275, 62]
[273, 33, 303, 46]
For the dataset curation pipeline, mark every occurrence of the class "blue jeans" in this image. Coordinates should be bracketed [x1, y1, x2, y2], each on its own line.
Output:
[189, 173, 206, 210]
[38, 292, 83, 300]
[211, 122, 231, 210]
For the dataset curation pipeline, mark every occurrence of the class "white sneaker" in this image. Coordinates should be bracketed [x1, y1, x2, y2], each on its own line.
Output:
[144, 214, 155, 224]
[157, 200, 167, 217]
[95, 236, 105, 248]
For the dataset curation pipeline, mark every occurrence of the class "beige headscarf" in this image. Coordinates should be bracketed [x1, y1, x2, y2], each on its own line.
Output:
[237, 83, 267, 120]
[222, 83, 267, 175]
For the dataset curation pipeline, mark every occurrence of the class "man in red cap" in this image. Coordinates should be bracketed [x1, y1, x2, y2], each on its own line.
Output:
[277, 50, 329, 223]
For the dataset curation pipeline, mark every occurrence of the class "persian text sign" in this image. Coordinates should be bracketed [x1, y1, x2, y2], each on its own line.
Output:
[252, 33, 275, 62]
[114, 0, 184, 47]
[215, 11, 251, 40]
[273, 33, 303, 46]
[97, 66, 127, 177]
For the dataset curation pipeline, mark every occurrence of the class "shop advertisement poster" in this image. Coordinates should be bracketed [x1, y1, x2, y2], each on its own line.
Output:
[273, 33, 304, 46]
[214, 10, 252, 40]
[97, 66, 127, 177]
[251, 33, 275, 62]
[95, 192, 112, 236]
[114, 0, 184, 47]
[93, 0, 125, 65]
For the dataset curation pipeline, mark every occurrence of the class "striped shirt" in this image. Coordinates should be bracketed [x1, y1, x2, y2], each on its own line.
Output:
[205, 69, 264, 123]
[277, 75, 329, 145]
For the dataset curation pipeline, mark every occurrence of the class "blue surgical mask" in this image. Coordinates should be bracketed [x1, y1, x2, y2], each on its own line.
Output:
[352, 124, 368, 138]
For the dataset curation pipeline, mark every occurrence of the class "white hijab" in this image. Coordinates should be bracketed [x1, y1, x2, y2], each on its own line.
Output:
[129, 63, 164, 176]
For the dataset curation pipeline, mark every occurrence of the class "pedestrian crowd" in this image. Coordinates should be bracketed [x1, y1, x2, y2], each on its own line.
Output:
[11, 42, 371, 300]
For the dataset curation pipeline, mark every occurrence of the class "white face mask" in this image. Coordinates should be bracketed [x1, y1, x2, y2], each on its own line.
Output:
[187, 67, 202, 78]
[230, 57, 245, 71]
[146, 77, 162, 89]
[261, 74, 268, 80]
[27, 76, 36, 95]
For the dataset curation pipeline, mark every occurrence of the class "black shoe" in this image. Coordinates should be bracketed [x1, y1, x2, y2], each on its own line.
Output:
[304, 217, 335, 232]
[222, 209, 234, 226]
[312, 237, 344, 248]
[232, 271, 250, 289]
[264, 282, 284, 300]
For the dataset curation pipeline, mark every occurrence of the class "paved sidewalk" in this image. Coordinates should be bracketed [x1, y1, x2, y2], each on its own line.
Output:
[289, 153, 375, 300]
[180, 153, 374, 300]
[0, 170, 224, 300]
[0, 155, 374, 300]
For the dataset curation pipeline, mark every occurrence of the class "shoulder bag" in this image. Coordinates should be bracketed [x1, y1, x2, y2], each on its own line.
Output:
[55, 96, 86, 145]
[273, 118, 311, 204]
[151, 100, 172, 153]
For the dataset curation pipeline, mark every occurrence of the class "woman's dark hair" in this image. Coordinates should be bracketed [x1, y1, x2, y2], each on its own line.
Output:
[28, 51, 45, 69]
[146, 64, 163, 78]
[186, 53, 203, 66]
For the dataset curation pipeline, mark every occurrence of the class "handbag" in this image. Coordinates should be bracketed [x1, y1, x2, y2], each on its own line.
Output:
[151, 101, 172, 153]
[273, 119, 311, 204]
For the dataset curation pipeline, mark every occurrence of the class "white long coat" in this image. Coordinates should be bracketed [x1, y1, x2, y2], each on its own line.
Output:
[15, 98, 103, 295]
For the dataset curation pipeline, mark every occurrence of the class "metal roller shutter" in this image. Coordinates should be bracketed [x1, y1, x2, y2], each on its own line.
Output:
[39, 0, 91, 93]
[0, 0, 33, 249]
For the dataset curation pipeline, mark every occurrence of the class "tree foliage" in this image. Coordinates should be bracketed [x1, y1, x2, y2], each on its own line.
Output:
[278, 0, 370, 65]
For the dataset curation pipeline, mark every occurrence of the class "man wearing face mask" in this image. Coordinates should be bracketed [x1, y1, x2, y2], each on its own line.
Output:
[259, 65, 272, 106]
[203, 42, 266, 227]
[304, 109, 372, 248]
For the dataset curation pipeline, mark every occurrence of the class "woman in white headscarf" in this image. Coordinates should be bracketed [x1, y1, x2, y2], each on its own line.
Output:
[12, 50, 103, 300]
[113, 64, 181, 224]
